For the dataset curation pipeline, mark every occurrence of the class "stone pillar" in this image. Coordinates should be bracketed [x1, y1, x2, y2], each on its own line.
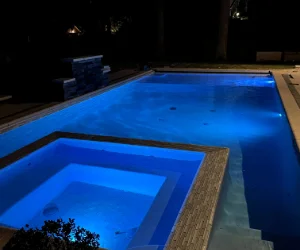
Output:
[62, 55, 106, 96]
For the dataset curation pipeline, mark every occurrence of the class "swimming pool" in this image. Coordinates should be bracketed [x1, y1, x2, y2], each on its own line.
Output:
[0, 72, 300, 249]
[0, 137, 206, 250]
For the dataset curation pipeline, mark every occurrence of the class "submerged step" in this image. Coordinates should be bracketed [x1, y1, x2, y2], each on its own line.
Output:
[209, 229, 273, 250]
[222, 213, 250, 228]
[214, 225, 262, 240]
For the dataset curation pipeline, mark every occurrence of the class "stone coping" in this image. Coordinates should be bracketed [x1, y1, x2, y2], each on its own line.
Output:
[0, 132, 229, 250]
[52, 78, 76, 84]
[154, 68, 271, 74]
[0, 70, 154, 134]
[62, 55, 103, 63]
[273, 72, 300, 151]
[103, 65, 111, 74]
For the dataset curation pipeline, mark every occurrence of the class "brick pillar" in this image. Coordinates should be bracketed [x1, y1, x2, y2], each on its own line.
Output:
[62, 55, 106, 96]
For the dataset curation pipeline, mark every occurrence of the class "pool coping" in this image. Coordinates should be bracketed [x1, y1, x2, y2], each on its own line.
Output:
[0, 132, 229, 250]
[272, 72, 300, 152]
[154, 68, 271, 74]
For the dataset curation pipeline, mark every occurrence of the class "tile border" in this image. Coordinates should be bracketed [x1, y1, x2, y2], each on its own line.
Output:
[0, 132, 229, 250]
[0, 70, 154, 134]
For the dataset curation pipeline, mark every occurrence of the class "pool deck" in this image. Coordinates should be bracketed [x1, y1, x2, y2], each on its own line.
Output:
[0, 67, 300, 250]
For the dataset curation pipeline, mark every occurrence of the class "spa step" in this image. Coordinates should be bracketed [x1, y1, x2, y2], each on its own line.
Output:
[208, 228, 274, 250]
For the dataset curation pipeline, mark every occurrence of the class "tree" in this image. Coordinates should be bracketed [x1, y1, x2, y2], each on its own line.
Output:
[216, 0, 231, 60]
[156, 0, 165, 59]
[4, 219, 101, 250]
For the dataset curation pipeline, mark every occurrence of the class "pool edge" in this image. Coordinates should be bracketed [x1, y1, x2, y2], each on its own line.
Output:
[0, 70, 155, 135]
[154, 68, 271, 74]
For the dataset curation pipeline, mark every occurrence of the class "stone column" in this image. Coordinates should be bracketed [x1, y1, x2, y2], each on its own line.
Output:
[62, 55, 106, 96]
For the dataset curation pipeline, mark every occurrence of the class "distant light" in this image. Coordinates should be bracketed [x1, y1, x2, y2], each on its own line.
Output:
[236, 12, 240, 17]
[279, 113, 282, 117]
[67, 25, 82, 35]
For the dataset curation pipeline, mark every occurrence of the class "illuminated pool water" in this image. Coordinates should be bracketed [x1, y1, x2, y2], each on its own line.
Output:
[0, 138, 204, 249]
[1, 73, 300, 248]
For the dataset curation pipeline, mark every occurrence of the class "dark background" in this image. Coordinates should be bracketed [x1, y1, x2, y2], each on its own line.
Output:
[1, 0, 299, 95]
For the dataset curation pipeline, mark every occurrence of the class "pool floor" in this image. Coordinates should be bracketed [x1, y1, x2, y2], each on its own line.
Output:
[28, 182, 154, 250]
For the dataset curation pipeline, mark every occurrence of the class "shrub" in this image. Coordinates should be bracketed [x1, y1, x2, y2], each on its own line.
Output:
[4, 218, 100, 250]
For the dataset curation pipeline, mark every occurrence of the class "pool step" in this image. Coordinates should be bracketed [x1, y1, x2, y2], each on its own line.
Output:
[212, 226, 300, 250]
[208, 228, 274, 250]
[223, 199, 248, 217]
[222, 213, 250, 228]
[214, 225, 262, 240]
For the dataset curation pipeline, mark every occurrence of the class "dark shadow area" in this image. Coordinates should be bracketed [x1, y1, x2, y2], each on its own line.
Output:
[238, 84, 300, 249]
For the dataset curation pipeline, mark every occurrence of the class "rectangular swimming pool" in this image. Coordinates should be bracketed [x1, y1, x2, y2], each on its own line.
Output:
[1, 72, 300, 249]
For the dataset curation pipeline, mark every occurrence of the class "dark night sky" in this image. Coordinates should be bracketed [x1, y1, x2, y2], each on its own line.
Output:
[1, 0, 300, 62]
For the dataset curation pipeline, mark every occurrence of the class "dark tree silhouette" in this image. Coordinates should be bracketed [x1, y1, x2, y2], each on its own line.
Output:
[216, 0, 231, 60]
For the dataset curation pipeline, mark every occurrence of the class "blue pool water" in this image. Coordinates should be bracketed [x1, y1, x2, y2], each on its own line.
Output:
[0, 138, 204, 249]
[1, 73, 300, 248]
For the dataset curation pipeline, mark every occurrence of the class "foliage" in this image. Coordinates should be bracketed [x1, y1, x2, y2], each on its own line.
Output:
[4, 218, 100, 250]
[107, 16, 132, 34]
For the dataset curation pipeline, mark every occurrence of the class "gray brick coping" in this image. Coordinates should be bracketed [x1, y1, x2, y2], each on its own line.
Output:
[0, 132, 229, 250]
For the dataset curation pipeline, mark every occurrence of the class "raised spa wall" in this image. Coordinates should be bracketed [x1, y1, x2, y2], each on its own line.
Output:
[52, 55, 110, 101]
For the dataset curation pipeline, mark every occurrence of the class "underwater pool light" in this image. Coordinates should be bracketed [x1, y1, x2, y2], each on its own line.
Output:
[267, 80, 275, 84]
